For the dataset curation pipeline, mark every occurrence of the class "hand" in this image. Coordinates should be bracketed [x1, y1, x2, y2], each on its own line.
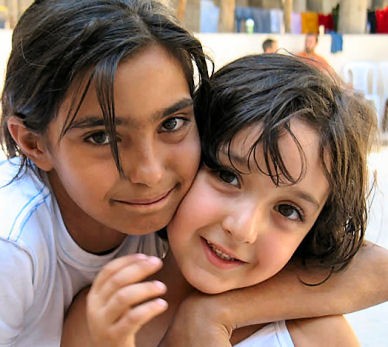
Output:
[159, 293, 232, 347]
[87, 254, 168, 347]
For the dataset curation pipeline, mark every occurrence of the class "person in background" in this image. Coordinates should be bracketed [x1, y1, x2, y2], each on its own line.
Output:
[262, 38, 278, 53]
[297, 33, 331, 72]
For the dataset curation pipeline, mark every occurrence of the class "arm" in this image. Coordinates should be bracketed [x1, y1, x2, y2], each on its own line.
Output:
[61, 288, 92, 347]
[160, 242, 388, 346]
[61, 254, 167, 347]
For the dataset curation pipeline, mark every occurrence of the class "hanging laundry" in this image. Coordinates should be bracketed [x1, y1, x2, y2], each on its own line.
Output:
[376, 8, 388, 33]
[318, 13, 334, 33]
[235, 6, 253, 32]
[367, 10, 377, 33]
[270, 9, 283, 33]
[251, 8, 271, 33]
[291, 12, 302, 34]
[331, 4, 340, 32]
[200, 0, 220, 33]
[301, 12, 319, 34]
[330, 31, 343, 53]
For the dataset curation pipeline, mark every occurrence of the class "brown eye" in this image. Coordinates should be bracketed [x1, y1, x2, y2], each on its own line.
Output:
[85, 131, 110, 145]
[277, 204, 303, 221]
[217, 169, 240, 187]
[160, 117, 186, 132]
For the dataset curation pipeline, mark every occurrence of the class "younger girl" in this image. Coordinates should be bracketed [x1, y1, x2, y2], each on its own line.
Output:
[62, 54, 378, 346]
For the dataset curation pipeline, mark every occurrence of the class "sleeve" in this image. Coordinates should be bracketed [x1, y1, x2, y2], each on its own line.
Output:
[0, 239, 34, 345]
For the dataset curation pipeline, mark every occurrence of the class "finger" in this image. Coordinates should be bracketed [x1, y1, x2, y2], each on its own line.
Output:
[111, 298, 168, 338]
[96, 280, 167, 324]
[91, 256, 163, 302]
[92, 254, 150, 290]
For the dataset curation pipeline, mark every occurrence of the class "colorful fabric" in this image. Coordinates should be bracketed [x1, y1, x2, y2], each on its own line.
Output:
[301, 12, 319, 34]
[376, 8, 388, 33]
[330, 32, 343, 53]
[318, 13, 334, 33]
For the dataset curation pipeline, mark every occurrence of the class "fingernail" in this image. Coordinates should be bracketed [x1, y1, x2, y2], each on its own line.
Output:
[148, 256, 162, 265]
[135, 253, 148, 259]
[155, 298, 168, 308]
[154, 280, 167, 291]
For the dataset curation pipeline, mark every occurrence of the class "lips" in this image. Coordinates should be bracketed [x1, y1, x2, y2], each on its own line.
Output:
[114, 188, 174, 205]
[206, 241, 237, 261]
[201, 237, 246, 267]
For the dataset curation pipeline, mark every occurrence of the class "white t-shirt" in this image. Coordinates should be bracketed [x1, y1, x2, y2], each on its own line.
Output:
[0, 159, 167, 346]
[234, 321, 294, 347]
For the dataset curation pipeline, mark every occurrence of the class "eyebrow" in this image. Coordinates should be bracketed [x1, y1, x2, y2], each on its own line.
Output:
[292, 190, 321, 210]
[158, 98, 193, 120]
[220, 149, 322, 209]
[68, 98, 194, 130]
[219, 148, 248, 168]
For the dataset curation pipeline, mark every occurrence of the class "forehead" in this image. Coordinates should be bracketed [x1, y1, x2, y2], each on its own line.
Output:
[59, 44, 191, 129]
[225, 119, 323, 178]
[306, 35, 317, 43]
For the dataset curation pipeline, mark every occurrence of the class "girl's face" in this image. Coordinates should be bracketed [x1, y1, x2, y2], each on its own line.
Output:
[38, 44, 200, 244]
[168, 119, 330, 294]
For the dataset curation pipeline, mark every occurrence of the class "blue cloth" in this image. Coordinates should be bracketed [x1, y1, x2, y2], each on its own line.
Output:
[251, 8, 271, 33]
[330, 31, 343, 53]
[235, 6, 253, 32]
[200, 0, 220, 33]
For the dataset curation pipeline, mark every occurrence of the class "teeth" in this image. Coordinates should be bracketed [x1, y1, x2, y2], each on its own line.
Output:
[207, 241, 235, 261]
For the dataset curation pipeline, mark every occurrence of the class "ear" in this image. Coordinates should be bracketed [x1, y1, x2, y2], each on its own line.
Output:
[7, 116, 54, 172]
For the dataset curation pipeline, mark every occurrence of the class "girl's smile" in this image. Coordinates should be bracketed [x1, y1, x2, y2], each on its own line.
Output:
[201, 237, 246, 269]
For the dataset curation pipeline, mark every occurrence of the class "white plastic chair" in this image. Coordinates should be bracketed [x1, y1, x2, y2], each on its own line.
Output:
[342, 62, 380, 121]
[377, 62, 388, 131]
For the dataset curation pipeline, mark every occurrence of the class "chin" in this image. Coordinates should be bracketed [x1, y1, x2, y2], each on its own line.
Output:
[189, 279, 230, 295]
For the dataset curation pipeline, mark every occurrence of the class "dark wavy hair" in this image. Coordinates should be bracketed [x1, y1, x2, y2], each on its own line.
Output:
[1, 0, 210, 175]
[195, 53, 377, 272]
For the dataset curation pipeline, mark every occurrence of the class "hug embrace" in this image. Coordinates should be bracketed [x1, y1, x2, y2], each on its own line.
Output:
[0, 1, 387, 346]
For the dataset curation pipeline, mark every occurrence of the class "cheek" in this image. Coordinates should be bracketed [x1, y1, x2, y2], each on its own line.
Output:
[171, 133, 201, 183]
[55, 156, 117, 201]
[256, 235, 302, 271]
[169, 184, 222, 243]
[168, 179, 211, 239]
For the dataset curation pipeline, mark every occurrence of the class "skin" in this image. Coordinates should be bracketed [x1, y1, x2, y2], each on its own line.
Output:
[8, 44, 201, 254]
[264, 42, 278, 53]
[297, 35, 332, 73]
[168, 120, 329, 294]
[305, 35, 317, 54]
[62, 119, 359, 346]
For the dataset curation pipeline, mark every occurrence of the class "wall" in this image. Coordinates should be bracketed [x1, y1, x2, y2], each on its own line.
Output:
[0, 29, 11, 93]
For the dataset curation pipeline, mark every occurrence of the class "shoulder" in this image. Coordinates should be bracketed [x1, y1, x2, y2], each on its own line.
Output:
[313, 53, 329, 65]
[296, 52, 307, 58]
[287, 315, 360, 347]
[0, 160, 54, 241]
[0, 160, 59, 275]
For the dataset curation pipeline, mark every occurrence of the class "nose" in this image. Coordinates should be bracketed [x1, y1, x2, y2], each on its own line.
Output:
[221, 203, 263, 244]
[122, 141, 164, 187]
